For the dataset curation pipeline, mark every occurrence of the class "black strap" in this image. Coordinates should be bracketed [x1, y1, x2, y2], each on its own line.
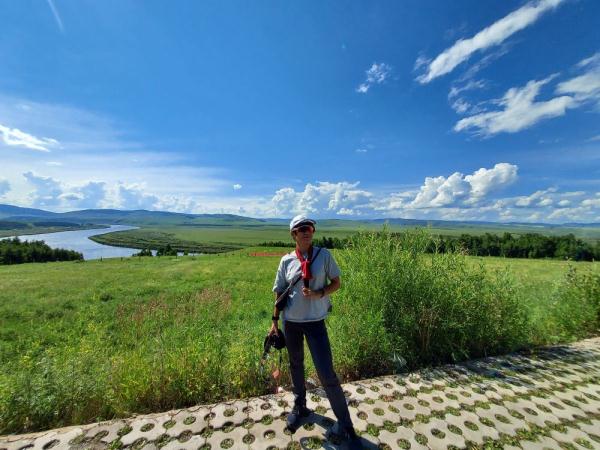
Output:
[307, 247, 322, 285]
[274, 247, 323, 309]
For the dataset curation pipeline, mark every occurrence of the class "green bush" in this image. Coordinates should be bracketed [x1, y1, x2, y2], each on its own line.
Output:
[333, 227, 530, 368]
[544, 266, 600, 342]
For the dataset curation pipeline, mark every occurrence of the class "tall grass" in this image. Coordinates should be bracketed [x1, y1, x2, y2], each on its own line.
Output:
[331, 227, 529, 371]
[1, 229, 598, 434]
[539, 266, 600, 343]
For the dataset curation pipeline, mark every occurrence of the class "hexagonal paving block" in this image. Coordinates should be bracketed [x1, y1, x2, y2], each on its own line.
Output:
[81, 419, 128, 444]
[444, 410, 500, 445]
[204, 424, 249, 450]
[520, 435, 562, 450]
[412, 417, 466, 449]
[377, 425, 428, 450]
[249, 420, 291, 449]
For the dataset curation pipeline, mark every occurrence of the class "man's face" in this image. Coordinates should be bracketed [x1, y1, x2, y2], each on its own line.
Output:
[292, 224, 314, 246]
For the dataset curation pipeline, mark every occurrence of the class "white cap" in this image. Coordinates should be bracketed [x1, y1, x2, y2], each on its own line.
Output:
[289, 214, 316, 231]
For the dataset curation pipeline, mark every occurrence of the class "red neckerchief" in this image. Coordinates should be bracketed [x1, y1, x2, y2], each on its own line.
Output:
[295, 246, 314, 282]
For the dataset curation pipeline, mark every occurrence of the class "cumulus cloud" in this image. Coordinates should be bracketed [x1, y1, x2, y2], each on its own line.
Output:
[233, 184, 242, 190]
[116, 183, 159, 210]
[0, 124, 59, 152]
[0, 179, 10, 197]
[22, 171, 64, 208]
[21, 172, 110, 209]
[271, 181, 372, 216]
[356, 63, 391, 93]
[61, 181, 107, 209]
[454, 76, 574, 136]
[416, 0, 564, 83]
[407, 163, 518, 209]
[465, 163, 519, 200]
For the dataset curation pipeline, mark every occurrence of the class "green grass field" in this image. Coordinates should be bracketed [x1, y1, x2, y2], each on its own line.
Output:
[88, 223, 600, 254]
[0, 241, 597, 433]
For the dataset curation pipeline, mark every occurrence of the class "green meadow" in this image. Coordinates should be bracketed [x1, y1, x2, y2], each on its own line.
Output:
[89, 222, 600, 254]
[0, 229, 598, 434]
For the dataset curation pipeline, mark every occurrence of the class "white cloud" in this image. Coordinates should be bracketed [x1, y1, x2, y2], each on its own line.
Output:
[449, 80, 486, 99]
[410, 173, 470, 208]
[416, 0, 564, 83]
[356, 63, 391, 93]
[451, 98, 472, 114]
[455, 52, 600, 136]
[271, 181, 372, 216]
[61, 181, 107, 209]
[355, 148, 368, 153]
[233, 184, 242, 190]
[46, 161, 63, 166]
[454, 76, 574, 136]
[0, 179, 10, 197]
[0, 124, 58, 152]
[465, 163, 519, 200]
[5, 166, 599, 223]
[448, 80, 487, 114]
[23, 171, 63, 207]
[116, 183, 159, 210]
[556, 52, 600, 109]
[407, 163, 518, 209]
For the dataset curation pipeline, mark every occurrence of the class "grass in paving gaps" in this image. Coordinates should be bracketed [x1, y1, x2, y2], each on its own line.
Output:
[0, 228, 599, 434]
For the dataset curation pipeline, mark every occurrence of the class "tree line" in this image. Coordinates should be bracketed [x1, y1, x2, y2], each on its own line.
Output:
[259, 232, 600, 261]
[0, 238, 83, 265]
[430, 232, 599, 261]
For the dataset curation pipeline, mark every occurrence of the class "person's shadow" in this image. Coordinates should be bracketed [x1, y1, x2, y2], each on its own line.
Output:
[289, 411, 378, 450]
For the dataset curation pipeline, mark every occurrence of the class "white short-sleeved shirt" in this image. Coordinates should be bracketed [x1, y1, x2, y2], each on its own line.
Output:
[272, 246, 341, 322]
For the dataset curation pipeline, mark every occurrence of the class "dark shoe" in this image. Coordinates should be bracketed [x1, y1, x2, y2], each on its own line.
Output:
[326, 424, 362, 449]
[344, 426, 363, 450]
[285, 404, 311, 432]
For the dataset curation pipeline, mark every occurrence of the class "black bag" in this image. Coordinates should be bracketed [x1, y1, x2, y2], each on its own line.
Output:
[274, 247, 322, 311]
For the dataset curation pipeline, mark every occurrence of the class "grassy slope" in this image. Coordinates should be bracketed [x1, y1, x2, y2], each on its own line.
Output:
[2, 251, 586, 369]
[0, 249, 596, 432]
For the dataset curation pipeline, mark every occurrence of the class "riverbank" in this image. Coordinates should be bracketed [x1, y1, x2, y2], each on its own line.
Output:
[1, 225, 141, 260]
[0, 223, 108, 239]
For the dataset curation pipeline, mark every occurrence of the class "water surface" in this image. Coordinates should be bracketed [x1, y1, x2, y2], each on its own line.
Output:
[4, 225, 141, 260]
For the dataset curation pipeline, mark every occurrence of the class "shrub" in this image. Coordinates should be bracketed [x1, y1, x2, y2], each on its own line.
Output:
[333, 227, 529, 369]
[545, 266, 600, 342]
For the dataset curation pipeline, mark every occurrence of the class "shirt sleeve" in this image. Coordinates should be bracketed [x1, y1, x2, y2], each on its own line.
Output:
[272, 258, 288, 293]
[325, 249, 341, 280]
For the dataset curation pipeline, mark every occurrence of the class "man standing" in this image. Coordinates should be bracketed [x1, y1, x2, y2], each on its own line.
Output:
[270, 215, 362, 449]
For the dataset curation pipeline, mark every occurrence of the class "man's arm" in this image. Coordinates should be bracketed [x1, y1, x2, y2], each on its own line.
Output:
[322, 276, 340, 297]
[273, 292, 282, 322]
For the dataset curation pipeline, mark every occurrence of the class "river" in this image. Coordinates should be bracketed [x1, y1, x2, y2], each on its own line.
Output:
[2, 225, 143, 260]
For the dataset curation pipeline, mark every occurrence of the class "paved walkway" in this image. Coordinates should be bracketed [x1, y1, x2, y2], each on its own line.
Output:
[2, 337, 600, 450]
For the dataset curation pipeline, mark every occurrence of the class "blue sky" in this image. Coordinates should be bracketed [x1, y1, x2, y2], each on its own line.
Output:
[0, 0, 599, 223]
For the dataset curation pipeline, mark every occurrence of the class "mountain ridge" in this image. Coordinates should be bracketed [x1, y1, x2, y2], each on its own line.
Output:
[1, 203, 599, 228]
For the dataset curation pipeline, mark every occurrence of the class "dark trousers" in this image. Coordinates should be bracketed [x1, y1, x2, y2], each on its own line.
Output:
[282, 319, 353, 429]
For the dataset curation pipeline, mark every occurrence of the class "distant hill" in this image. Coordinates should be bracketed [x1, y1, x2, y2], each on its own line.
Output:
[1, 203, 599, 233]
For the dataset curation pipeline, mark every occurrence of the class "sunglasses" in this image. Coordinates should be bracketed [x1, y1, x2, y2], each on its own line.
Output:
[294, 225, 314, 233]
